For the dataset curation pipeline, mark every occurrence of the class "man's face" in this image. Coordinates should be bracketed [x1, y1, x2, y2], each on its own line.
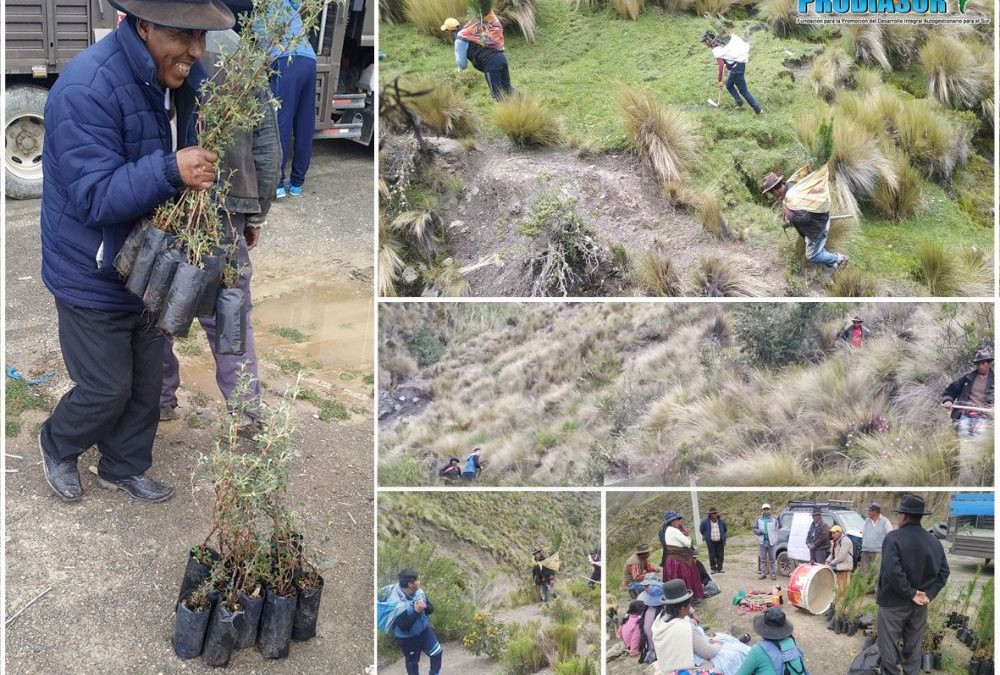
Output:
[976, 361, 992, 376]
[832, 530, 841, 540]
[868, 509, 878, 520]
[853, 321, 863, 328]
[710, 513, 718, 521]
[767, 184, 786, 201]
[136, 20, 207, 89]
[404, 578, 422, 593]
[638, 552, 648, 562]
[762, 508, 771, 517]
[896, 513, 906, 528]
[812, 513, 821, 523]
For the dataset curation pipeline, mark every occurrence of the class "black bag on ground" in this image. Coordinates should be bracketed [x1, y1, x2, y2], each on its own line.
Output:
[159, 262, 210, 337]
[215, 288, 246, 355]
[257, 586, 297, 659]
[142, 248, 185, 312]
[202, 601, 244, 668]
[195, 252, 225, 318]
[235, 588, 265, 650]
[848, 643, 881, 675]
[178, 546, 219, 604]
[173, 599, 211, 660]
[125, 227, 170, 298]
[114, 219, 152, 278]
[291, 575, 323, 641]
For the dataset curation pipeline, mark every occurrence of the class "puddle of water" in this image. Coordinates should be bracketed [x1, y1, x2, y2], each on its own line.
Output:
[176, 280, 373, 405]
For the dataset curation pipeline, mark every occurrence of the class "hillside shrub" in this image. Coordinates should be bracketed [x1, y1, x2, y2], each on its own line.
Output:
[732, 304, 827, 367]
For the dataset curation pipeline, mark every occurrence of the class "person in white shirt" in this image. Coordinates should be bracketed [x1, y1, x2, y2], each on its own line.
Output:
[658, 510, 705, 600]
[860, 502, 893, 576]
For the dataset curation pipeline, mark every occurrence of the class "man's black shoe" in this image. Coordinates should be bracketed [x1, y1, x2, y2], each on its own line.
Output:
[96, 472, 174, 503]
[38, 426, 83, 502]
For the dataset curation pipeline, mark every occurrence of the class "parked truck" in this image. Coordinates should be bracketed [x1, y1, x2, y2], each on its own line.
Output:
[945, 492, 994, 566]
[3, 0, 373, 199]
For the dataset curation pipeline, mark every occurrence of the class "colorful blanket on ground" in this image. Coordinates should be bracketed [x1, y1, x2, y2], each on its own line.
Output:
[784, 164, 831, 214]
[733, 589, 775, 615]
[458, 11, 505, 51]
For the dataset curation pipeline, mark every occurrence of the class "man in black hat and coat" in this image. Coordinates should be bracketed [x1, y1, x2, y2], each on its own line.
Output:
[877, 494, 950, 675]
[698, 507, 728, 574]
[806, 508, 831, 564]
[942, 348, 994, 438]
[38, 0, 235, 503]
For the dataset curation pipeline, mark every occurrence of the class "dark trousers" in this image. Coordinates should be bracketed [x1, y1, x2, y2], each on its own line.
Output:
[725, 64, 761, 113]
[484, 63, 513, 101]
[707, 539, 725, 572]
[161, 223, 260, 415]
[878, 604, 927, 675]
[44, 300, 163, 479]
[398, 626, 442, 675]
[810, 547, 830, 564]
[270, 55, 316, 186]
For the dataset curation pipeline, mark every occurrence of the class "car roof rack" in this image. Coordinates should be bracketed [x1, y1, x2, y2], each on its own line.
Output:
[785, 499, 855, 510]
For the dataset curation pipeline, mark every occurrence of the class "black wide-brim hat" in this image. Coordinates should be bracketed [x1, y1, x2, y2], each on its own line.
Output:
[892, 494, 934, 516]
[753, 607, 794, 641]
[110, 0, 235, 30]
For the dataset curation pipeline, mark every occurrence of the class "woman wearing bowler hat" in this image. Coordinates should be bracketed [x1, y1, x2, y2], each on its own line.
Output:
[659, 510, 705, 600]
[736, 607, 809, 675]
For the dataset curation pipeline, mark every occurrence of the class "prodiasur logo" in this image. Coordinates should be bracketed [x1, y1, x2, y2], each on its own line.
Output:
[798, 0, 952, 13]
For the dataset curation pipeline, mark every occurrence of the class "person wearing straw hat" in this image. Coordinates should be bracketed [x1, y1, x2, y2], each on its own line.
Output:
[440, 10, 515, 101]
[838, 315, 871, 348]
[753, 504, 778, 580]
[37, 0, 235, 504]
[826, 525, 853, 593]
[760, 167, 848, 269]
[877, 494, 949, 675]
[659, 510, 705, 600]
[735, 607, 809, 675]
[624, 544, 661, 596]
[531, 548, 559, 605]
[941, 348, 994, 438]
[699, 506, 728, 574]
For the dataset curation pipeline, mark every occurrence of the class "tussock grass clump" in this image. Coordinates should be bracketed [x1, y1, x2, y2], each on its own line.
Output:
[424, 258, 470, 296]
[492, 93, 563, 147]
[697, 192, 732, 239]
[871, 152, 921, 221]
[915, 240, 959, 296]
[390, 210, 440, 260]
[810, 45, 851, 101]
[502, 633, 545, 672]
[403, 0, 468, 39]
[494, 0, 538, 42]
[828, 117, 896, 216]
[760, 0, 798, 37]
[547, 623, 579, 662]
[853, 67, 883, 94]
[919, 35, 985, 108]
[380, 0, 406, 23]
[847, 25, 891, 71]
[894, 101, 968, 181]
[693, 0, 733, 15]
[710, 450, 808, 485]
[882, 24, 917, 67]
[690, 255, 761, 297]
[634, 248, 682, 296]
[827, 267, 876, 297]
[379, 216, 405, 296]
[407, 82, 478, 138]
[654, 0, 694, 11]
[620, 88, 698, 183]
[609, 0, 646, 18]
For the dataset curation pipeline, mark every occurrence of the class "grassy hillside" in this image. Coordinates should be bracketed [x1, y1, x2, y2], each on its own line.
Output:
[378, 302, 994, 486]
[380, 0, 994, 297]
[606, 489, 954, 591]
[378, 492, 601, 671]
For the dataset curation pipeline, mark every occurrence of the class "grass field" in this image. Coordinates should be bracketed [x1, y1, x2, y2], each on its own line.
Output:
[380, 0, 994, 296]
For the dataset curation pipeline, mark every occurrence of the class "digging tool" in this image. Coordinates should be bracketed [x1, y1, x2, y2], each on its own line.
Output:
[829, 215, 855, 221]
[950, 404, 994, 414]
[707, 82, 721, 108]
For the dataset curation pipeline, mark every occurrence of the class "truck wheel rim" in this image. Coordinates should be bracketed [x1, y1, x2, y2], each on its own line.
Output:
[5, 113, 45, 182]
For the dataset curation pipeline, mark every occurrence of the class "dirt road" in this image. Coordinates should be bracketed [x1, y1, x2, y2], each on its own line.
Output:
[4, 142, 376, 674]
[607, 536, 993, 675]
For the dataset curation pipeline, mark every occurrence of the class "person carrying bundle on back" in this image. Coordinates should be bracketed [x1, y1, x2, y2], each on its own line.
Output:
[532, 548, 560, 605]
[438, 457, 461, 480]
[701, 30, 762, 115]
[440, 9, 515, 101]
[760, 165, 849, 269]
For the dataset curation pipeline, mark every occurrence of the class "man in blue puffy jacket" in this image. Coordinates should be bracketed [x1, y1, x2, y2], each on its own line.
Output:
[391, 569, 443, 675]
[37, 0, 234, 504]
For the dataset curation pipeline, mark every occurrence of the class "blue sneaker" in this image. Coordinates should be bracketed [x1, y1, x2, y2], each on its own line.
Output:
[288, 183, 303, 196]
[275, 183, 287, 199]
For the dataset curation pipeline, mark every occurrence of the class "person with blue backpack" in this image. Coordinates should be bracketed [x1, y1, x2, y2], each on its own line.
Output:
[461, 447, 483, 479]
[736, 607, 810, 675]
[378, 568, 443, 675]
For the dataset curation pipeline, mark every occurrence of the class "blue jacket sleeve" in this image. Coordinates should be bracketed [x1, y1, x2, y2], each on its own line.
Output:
[47, 82, 181, 230]
[455, 38, 469, 70]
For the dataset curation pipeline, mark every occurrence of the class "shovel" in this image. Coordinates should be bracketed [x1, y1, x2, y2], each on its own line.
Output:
[707, 82, 721, 108]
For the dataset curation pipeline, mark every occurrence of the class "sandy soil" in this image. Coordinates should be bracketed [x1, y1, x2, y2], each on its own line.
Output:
[4, 143, 376, 674]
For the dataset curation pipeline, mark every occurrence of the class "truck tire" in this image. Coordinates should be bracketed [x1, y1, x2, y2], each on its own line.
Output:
[777, 550, 795, 577]
[5, 85, 48, 200]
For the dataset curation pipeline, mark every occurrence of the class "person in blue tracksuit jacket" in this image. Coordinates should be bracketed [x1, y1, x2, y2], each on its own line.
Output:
[392, 569, 443, 675]
[462, 447, 482, 479]
[38, 0, 234, 504]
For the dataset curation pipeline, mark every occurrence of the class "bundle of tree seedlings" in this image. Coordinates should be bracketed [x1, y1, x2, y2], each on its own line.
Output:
[172, 375, 327, 665]
[115, 0, 322, 355]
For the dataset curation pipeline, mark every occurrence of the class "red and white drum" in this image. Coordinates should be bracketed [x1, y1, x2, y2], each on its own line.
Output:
[787, 563, 836, 615]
